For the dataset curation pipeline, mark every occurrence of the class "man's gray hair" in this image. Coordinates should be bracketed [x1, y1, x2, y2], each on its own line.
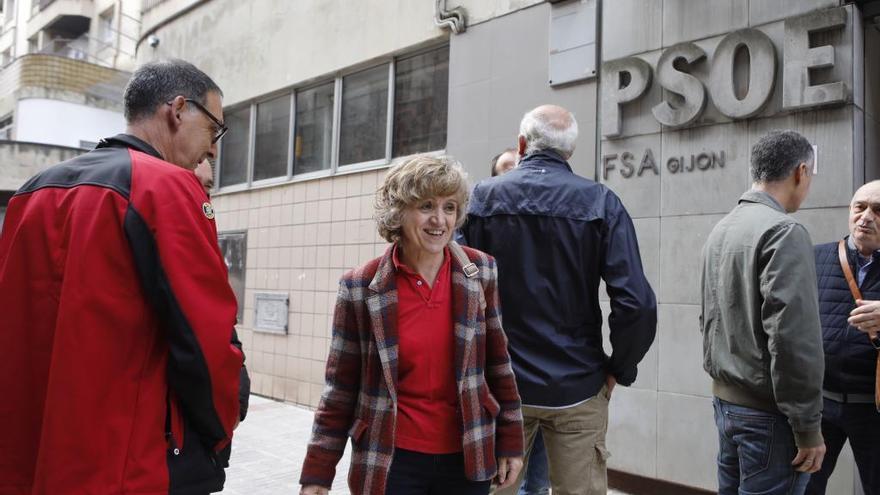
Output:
[750, 130, 814, 183]
[123, 59, 222, 123]
[519, 106, 578, 158]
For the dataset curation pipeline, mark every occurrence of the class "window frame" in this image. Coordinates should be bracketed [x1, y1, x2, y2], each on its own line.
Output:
[250, 91, 293, 187]
[215, 43, 448, 195]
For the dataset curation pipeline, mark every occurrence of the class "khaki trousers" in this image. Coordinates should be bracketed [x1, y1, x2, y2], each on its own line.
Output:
[495, 385, 611, 495]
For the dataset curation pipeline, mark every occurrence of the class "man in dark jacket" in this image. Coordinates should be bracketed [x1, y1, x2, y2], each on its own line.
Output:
[463, 104, 657, 495]
[807, 180, 880, 495]
[0, 60, 248, 494]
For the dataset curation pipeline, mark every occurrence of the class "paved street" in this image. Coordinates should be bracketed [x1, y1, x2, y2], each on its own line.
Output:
[221, 395, 630, 494]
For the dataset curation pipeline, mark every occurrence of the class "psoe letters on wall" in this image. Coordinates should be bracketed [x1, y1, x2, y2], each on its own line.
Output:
[601, 6, 850, 139]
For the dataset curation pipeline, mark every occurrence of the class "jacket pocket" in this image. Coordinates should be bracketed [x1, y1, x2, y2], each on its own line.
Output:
[348, 417, 369, 446]
[166, 394, 185, 456]
[723, 411, 774, 481]
[479, 387, 501, 418]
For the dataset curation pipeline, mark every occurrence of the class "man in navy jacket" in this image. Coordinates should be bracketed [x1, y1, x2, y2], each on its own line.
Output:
[807, 181, 880, 494]
[463, 104, 657, 495]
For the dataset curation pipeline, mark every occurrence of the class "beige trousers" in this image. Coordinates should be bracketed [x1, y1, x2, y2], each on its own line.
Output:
[495, 385, 611, 495]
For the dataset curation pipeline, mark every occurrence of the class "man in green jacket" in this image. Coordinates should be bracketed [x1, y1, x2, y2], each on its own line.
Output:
[701, 130, 825, 495]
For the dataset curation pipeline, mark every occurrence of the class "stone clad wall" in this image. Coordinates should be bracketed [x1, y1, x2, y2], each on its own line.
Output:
[598, 1, 864, 492]
[211, 170, 388, 408]
[446, 3, 598, 182]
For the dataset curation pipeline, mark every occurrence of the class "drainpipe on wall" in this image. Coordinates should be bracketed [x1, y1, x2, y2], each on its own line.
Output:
[434, 0, 467, 34]
[113, 0, 122, 68]
[593, 0, 603, 182]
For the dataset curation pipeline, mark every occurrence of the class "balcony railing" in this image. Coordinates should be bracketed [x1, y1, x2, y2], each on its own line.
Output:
[38, 0, 57, 10]
[38, 33, 133, 67]
[142, 0, 168, 12]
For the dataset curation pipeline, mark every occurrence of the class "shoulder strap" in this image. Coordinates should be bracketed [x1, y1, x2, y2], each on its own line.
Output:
[838, 239, 863, 301]
[449, 241, 479, 278]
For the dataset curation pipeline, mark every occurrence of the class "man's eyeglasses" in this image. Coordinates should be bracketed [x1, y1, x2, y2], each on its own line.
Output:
[168, 98, 228, 143]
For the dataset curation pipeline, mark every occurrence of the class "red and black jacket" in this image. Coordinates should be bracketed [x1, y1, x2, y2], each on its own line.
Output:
[0, 134, 245, 494]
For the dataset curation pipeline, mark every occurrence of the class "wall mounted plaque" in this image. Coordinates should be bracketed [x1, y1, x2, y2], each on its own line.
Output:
[254, 292, 289, 334]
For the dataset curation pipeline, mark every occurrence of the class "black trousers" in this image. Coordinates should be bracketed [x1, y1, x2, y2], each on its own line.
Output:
[385, 448, 491, 495]
[805, 397, 880, 495]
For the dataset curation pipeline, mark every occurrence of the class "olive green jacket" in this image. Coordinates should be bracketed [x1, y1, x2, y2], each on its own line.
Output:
[700, 190, 824, 448]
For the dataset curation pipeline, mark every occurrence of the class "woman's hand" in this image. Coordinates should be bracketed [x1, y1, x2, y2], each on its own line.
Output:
[300, 485, 329, 495]
[495, 456, 524, 489]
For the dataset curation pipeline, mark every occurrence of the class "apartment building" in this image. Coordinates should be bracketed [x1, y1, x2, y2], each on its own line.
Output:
[0, 0, 141, 228]
[136, 0, 880, 492]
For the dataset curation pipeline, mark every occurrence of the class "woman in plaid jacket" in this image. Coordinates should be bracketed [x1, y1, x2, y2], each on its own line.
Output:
[299, 156, 524, 495]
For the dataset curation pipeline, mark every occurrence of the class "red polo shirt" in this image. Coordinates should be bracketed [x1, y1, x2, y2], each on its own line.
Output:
[393, 246, 462, 453]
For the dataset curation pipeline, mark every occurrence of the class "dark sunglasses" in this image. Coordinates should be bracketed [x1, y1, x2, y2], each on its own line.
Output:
[168, 98, 228, 143]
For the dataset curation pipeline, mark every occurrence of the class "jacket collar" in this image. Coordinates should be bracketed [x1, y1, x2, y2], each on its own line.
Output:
[518, 150, 573, 173]
[739, 189, 785, 213]
[846, 235, 880, 263]
[96, 134, 164, 161]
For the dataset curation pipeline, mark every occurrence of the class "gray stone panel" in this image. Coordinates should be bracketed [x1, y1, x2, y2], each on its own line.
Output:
[748, 0, 838, 26]
[606, 387, 658, 477]
[633, 217, 661, 296]
[450, 139, 490, 184]
[601, 0, 662, 60]
[866, 116, 880, 182]
[448, 80, 491, 148]
[600, 299, 658, 391]
[792, 206, 849, 245]
[662, 0, 747, 46]
[601, 57, 653, 138]
[602, 51, 663, 139]
[664, 22, 784, 127]
[866, 25, 880, 121]
[490, 6, 549, 81]
[487, 72, 542, 142]
[748, 106, 855, 209]
[600, 133, 661, 218]
[652, 42, 708, 128]
[658, 303, 712, 397]
[853, 10, 864, 112]
[660, 121, 751, 216]
[659, 213, 726, 305]
[826, 441, 857, 495]
[448, 23, 492, 87]
[855, 107, 866, 189]
[447, 4, 598, 182]
[598, 216, 659, 307]
[709, 29, 777, 119]
[657, 393, 718, 491]
[782, 6, 852, 110]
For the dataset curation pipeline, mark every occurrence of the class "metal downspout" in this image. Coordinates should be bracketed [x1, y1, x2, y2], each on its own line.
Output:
[434, 0, 468, 34]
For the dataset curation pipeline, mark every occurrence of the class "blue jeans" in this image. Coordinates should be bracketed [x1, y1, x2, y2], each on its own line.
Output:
[518, 430, 550, 495]
[714, 398, 809, 495]
[805, 397, 880, 495]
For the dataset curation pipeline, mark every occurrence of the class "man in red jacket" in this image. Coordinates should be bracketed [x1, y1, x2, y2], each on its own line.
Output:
[0, 59, 246, 495]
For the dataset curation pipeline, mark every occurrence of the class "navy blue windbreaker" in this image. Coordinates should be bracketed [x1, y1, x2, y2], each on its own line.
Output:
[462, 151, 657, 407]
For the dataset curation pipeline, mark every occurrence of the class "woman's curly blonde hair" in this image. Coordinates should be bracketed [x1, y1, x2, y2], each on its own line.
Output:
[374, 155, 469, 243]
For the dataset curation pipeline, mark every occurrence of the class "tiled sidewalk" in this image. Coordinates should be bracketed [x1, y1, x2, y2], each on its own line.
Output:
[220, 395, 630, 494]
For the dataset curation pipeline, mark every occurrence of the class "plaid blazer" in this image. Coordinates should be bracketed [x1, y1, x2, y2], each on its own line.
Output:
[299, 244, 524, 494]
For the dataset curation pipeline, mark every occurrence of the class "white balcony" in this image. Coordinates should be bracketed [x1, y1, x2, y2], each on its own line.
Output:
[27, 0, 94, 40]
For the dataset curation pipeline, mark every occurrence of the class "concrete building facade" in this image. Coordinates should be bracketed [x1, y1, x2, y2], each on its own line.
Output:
[0, 0, 139, 226]
[0, 0, 140, 70]
[135, 0, 880, 492]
